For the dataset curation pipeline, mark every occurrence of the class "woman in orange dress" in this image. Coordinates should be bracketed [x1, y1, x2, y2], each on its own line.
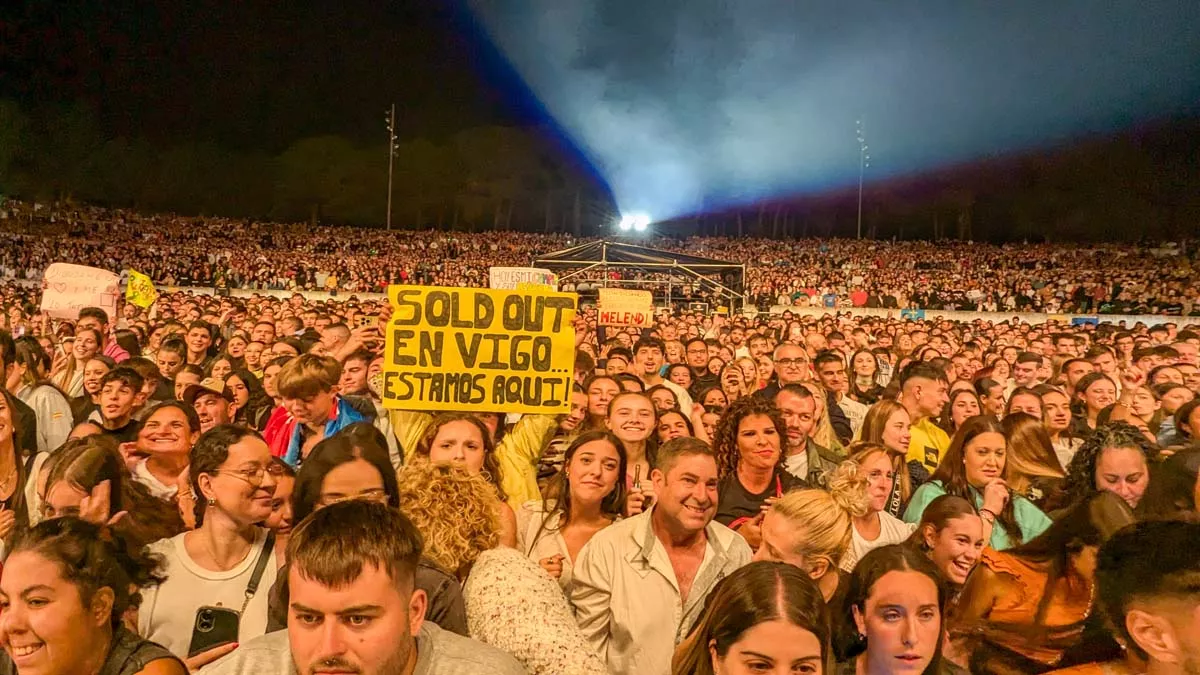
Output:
[946, 492, 1134, 675]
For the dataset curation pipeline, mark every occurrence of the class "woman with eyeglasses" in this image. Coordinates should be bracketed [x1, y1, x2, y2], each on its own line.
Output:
[137, 425, 282, 670]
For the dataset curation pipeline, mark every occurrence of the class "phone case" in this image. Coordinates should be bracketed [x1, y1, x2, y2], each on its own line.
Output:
[187, 606, 240, 657]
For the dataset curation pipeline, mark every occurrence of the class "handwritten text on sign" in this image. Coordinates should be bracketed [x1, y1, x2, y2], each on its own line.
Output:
[488, 266, 558, 291]
[41, 263, 120, 320]
[381, 286, 577, 414]
[597, 288, 654, 327]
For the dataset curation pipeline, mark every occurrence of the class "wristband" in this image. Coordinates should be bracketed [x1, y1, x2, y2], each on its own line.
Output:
[979, 508, 997, 524]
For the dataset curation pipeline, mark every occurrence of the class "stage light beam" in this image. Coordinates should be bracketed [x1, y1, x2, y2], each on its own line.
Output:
[617, 212, 652, 233]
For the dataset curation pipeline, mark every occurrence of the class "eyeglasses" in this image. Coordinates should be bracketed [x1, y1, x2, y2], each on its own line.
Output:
[316, 489, 390, 508]
[217, 463, 287, 487]
[776, 358, 808, 367]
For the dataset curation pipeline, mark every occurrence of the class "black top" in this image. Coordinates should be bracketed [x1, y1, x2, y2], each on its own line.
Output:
[99, 418, 142, 445]
[715, 466, 800, 529]
[11, 395, 37, 456]
[0, 626, 181, 675]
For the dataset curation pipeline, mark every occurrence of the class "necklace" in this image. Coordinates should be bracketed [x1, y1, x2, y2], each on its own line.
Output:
[0, 463, 16, 495]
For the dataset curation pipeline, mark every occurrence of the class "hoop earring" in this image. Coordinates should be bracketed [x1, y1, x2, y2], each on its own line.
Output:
[849, 632, 868, 654]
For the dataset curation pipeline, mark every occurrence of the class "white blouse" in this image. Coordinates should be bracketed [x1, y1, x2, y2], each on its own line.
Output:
[516, 501, 575, 592]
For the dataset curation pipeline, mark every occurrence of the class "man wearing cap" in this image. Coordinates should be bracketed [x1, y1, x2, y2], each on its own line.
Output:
[184, 377, 239, 433]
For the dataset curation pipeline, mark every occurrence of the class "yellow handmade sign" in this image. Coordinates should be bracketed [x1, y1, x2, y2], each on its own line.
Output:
[381, 285, 577, 414]
[597, 288, 653, 327]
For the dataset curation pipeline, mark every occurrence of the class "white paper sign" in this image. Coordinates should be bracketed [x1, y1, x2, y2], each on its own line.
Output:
[40, 263, 120, 320]
[489, 267, 558, 290]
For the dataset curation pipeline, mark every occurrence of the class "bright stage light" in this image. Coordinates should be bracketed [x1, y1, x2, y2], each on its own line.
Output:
[616, 212, 652, 233]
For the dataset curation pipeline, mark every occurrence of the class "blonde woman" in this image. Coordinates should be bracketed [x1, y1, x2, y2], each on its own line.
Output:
[398, 462, 605, 675]
[50, 327, 103, 398]
[835, 445, 918, 571]
[735, 356, 761, 391]
[1001, 412, 1068, 512]
[801, 380, 844, 456]
[752, 479, 869, 603]
[859, 399, 919, 516]
[396, 462, 501, 581]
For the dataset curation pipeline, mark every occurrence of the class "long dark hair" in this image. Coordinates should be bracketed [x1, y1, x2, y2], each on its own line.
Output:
[12, 335, 68, 398]
[529, 430, 626, 554]
[227, 368, 272, 429]
[838, 544, 947, 673]
[42, 436, 186, 550]
[673, 561, 831, 675]
[1140, 447, 1200, 518]
[938, 389, 983, 435]
[930, 415, 1023, 544]
[1002, 492, 1134, 633]
[10, 516, 166, 630]
[291, 423, 401, 527]
[0, 388, 29, 528]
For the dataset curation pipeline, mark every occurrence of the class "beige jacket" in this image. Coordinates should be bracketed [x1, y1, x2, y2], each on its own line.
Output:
[569, 507, 752, 675]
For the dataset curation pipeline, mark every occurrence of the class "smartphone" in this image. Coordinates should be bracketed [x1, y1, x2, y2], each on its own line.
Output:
[356, 314, 375, 329]
[187, 606, 240, 657]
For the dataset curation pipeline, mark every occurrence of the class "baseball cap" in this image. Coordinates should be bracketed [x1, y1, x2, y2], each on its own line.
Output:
[183, 377, 234, 405]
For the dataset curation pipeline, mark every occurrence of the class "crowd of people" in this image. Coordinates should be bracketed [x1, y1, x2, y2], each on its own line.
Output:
[2, 199, 1199, 314]
[0, 268, 1195, 675]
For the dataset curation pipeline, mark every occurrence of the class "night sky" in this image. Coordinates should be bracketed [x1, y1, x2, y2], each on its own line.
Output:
[0, 0, 528, 150]
[3, 0, 1199, 232]
[470, 0, 1200, 219]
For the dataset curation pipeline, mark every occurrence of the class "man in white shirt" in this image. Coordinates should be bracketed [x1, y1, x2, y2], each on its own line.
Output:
[1005, 351, 1042, 397]
[571, 437, 752, 675]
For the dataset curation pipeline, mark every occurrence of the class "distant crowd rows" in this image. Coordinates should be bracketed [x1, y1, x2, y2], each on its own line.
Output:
[2, 200, 1199, 315]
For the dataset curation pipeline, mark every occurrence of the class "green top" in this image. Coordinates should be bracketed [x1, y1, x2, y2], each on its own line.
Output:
[902, 480, 1052, 550]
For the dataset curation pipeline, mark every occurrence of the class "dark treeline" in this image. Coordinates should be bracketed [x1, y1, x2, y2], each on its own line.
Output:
[1, 99, 1197, 241]
[0, 99, 615, 233]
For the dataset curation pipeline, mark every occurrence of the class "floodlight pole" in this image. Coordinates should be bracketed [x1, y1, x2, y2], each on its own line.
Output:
[856, 119, 870, 240]
[385, 103, 397, 231]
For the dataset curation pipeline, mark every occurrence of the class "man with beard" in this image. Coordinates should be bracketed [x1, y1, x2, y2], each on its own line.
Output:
[572, 437, 751, 675]
[684, 337, 718, 394]
[774, 384, 841, 487]
[202, 501, 523, 675]
[184, 377, 238, 433]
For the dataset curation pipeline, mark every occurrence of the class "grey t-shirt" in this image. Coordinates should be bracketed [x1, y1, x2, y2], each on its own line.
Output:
[200, 621, 526, 675]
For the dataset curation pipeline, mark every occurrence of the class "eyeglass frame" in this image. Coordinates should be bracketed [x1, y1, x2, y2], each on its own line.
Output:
[215, 463, 287, 487]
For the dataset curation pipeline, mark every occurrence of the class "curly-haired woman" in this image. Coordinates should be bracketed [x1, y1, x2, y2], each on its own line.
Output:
[1062, 422, 1158, 512]
[713, 396, 802, 549]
